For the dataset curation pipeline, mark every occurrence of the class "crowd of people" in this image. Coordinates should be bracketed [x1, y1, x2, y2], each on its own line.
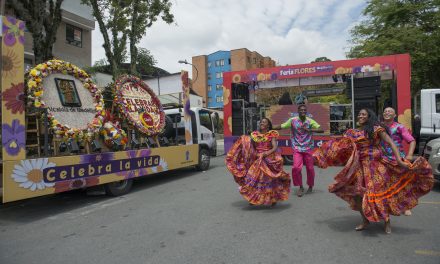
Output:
[226, 104, 434, 234]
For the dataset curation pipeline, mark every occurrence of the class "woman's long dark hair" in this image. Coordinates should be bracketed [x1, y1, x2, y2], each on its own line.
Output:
[259, 117, 273, 132]
[359, 108, 380, 140]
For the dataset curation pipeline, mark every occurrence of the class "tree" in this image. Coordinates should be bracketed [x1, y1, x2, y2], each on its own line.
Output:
[128, 0, 174, 75]
[7, 0, 63, 64]
[136, 47, 157, 76]
[82, 0, 174, 79]
[312, 57, 331, 63]
[348, 0, 440, 95]
[82, 0, 129, 80]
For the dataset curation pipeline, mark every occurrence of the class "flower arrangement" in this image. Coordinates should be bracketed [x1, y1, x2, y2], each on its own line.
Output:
[99, 110, 128, 150]
[114, 75, 165, 136]
[25, 59, 105, 140]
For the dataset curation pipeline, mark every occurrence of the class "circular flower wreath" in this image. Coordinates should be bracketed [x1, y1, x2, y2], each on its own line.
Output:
[114, 75, 165, 135]
[26, 59, 105, 140]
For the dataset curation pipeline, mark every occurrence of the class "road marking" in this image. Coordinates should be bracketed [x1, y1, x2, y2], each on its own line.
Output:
[415, 250, 440, 256]
[420, 201, 440, 204]
[80, 197, 130, 216]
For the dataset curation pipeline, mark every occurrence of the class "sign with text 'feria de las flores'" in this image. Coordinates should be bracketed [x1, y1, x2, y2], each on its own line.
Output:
[114, 75, 165, 136]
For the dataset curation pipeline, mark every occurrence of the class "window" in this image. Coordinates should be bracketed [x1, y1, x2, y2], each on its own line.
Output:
[208, 97, 213, 103]
[66, 24, 82, 47]
[216, 84, 222, 90]
[216, 72, 222, 79]
[208, 85, 212, 91]
[215, 60, 220, 67]
[228, 58, 231, 65]
[436, 94, 440, 113]
[207, 62, 212, 68]
[216, 96, 224, 103]
[253, 58, 257, 64]
[199, 110, 213, 131]
[207, 73, 211, 80]
[220, 59, 225, 66]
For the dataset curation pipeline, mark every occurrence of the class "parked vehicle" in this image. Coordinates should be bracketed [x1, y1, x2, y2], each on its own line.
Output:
[419, 88, 440, 154]
[421, 137, 440, 181]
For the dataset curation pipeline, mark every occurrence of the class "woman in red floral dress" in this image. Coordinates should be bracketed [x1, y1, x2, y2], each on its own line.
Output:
[314, 109, 433, 234]
[226, 118, 291, 206]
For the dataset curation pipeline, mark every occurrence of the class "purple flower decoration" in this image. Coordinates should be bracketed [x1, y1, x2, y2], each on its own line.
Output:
[117, 149, 151, 179]
[80, 152, 115, 164]
[2, 119, 25, 156]
[2, 16, 25, 46]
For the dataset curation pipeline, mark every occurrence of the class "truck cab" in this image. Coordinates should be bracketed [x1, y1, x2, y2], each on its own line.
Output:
[162, 107, 219, 170]
[419, 89, 440, 153]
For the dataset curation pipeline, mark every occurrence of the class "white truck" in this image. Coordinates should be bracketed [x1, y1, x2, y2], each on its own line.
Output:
[419, 89, 440, 153]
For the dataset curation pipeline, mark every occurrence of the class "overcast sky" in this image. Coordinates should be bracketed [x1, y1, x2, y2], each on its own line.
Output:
[91, 0, 367, 74]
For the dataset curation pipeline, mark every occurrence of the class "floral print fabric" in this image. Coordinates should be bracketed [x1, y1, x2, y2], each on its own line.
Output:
[226, 131, 291, 205]
[313, 126, 433, 222]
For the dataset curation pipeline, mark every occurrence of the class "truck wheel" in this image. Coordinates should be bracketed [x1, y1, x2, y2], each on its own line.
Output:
[283, 155, 293, 165]
[196, 148, 210, 171]
[104, 179, 133, 196]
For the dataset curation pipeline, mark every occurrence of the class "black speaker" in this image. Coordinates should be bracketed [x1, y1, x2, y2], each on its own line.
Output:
[346, 76, 381, 99]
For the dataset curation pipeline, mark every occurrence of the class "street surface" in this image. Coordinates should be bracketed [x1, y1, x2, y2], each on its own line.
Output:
[0, 156, 439, 264]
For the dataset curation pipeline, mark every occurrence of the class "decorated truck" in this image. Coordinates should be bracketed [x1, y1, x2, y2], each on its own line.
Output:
[0, 17, 218, 203]
[222, 54, 413, 163]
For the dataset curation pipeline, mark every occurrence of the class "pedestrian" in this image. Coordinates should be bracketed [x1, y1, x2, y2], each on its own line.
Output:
[226, 118, 291, 206]
[413, 114, 421, 154]
[314, 109, 433, 234]
[273, 104, 323, 197]
[381, 107, 416, 216]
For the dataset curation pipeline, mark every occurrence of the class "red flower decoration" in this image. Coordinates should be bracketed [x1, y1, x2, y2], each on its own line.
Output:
[2, 82, 25, 114]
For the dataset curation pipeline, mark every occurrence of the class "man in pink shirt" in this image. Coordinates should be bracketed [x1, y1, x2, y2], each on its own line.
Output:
[381, 107, 416, 216]
[274, 104, 323, 197]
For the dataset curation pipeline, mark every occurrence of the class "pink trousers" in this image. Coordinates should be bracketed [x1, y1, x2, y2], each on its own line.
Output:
[291, 150, 315, 187]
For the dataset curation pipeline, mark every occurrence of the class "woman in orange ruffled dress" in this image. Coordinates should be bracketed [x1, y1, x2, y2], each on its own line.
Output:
[313, 109, 433, 234]
[226, 118, 291, 206]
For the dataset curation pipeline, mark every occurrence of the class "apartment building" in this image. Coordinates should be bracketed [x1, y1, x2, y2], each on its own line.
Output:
[6, 0, 95, 69]
[192, 48, 276, 109]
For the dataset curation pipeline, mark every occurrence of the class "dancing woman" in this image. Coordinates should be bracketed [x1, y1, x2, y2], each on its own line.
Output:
[314, 109, 433, 234]
[226, 118, 291, 206]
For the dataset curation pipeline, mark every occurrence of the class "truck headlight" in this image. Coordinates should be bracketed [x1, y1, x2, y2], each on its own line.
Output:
[437, 148, 440, 155]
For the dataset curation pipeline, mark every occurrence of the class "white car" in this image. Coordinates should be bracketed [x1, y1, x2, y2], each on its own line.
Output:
[422, 137, 440, 181]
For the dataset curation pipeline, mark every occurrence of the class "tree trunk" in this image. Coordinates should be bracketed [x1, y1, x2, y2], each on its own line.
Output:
[129, 0, 140, 75]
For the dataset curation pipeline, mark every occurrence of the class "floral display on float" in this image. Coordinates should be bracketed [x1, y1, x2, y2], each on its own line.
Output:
[25, 59, 105, 140]
[99, 110, 128, 150]
[114, 75, 165, 136]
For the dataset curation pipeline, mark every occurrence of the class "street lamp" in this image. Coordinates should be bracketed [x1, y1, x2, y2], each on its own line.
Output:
[178, 59, 198, 83]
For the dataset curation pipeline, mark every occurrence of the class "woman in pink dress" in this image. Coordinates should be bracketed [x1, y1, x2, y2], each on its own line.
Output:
[314, 109, 433, 234]
[226, 118, 291, 206]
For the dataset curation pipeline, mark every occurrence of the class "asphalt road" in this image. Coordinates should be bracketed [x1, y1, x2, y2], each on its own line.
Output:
[0, 156, 439, 264]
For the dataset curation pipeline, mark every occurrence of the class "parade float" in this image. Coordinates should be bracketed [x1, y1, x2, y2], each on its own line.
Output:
[0, 16, 218, 203]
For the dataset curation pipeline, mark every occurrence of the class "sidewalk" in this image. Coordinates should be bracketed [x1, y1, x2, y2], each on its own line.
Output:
[216, 139, 224, 156]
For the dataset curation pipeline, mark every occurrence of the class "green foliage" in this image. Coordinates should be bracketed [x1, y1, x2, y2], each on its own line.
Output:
[348, 0, 440, 94]
[8, 0, 63, 64]
[135, 48, 157, 76]
[307, 94, 351, 104]
[312, 57, 332, 63]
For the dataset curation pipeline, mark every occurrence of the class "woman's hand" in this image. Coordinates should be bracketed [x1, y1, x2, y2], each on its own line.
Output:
[405, 155, 414, 162]
[397, 158, 409, 169]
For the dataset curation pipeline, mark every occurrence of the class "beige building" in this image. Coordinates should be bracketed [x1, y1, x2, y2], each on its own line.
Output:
[191, 48, 276, 109]
[6, 0, 95, 69]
